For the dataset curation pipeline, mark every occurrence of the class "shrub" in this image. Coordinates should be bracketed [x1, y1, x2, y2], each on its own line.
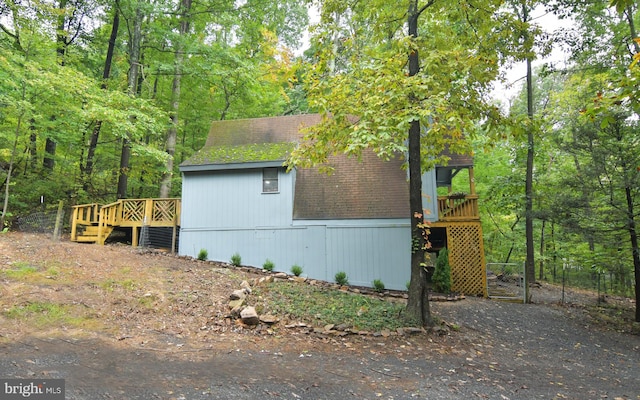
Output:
[432, 248, 452, 294]
[290, 264, 303, 276]
[197, 248, 208, 261]
[373, 279, 385, 292]
[335, 271, 349, 286]
[230, 252, 242, 266]
[263, 259, 275, 272]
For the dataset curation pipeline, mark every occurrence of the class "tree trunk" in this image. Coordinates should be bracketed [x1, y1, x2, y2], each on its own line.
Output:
[404, 0, 432, 327]
[83, 4, 120, 191]
[523, 3, 535, 301]
[28, 119, 37, 171]
[43, 0, 71, 172]
[1, 112, 23, 229]
[117, 3, 143, 200]
[43, 137, 57, 171]
[623, 185, 640, 322]
[539, 219, 545, 280]
[624, 4, 640, 323]
[160, 0, 191, 198]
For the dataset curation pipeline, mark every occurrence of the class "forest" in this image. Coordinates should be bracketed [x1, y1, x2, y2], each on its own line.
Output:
[0, 0, 638, 318]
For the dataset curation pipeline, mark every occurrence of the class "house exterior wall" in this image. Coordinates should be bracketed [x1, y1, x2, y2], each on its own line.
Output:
[180, 167, 294, 229]
[179, 221, 412, 290]
[179, 168, 437, 291]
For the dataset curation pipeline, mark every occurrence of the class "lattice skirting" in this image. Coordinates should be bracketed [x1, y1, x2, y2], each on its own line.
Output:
[446, 222, 487, 296]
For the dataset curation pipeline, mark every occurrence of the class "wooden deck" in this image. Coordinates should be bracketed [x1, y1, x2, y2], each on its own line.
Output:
[71, 198, 181, 251]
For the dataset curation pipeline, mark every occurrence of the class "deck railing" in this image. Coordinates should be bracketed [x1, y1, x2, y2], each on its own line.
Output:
[70, 203, 100, 241]
[98, 198, 181, 227]
[72, 198, 181, 248]
[437, 194, 479, 221]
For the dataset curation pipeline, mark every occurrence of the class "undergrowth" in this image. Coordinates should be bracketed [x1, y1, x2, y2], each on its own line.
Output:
[2, 301, 95, 328]
[255, 281, 410, 331]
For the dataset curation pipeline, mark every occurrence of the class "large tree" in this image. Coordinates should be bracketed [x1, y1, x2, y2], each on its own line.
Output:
[289, 0, 505, 326]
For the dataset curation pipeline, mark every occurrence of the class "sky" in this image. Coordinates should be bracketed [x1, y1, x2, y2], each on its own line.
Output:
[491, 7, 575, 108]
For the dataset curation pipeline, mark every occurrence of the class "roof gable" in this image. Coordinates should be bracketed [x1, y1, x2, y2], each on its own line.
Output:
[181, 114, 473, 219]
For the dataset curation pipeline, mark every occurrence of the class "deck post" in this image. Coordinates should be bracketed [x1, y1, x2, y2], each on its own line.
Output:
[97, 206, 104, 245]
[132, 226, 138, 247]
[71, 206, 79, 241]
[171, 221, 177, 254]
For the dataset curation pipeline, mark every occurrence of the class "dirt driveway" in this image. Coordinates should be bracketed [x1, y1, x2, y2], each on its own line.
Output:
[0, 233, 638, 399]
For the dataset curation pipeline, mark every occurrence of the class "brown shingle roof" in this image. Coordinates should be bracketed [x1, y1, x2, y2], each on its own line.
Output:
[181, 114, 322, 167]
[293, 151, 409, 219]
[182, 114, 472, 219]
[437, 146, 474, 168]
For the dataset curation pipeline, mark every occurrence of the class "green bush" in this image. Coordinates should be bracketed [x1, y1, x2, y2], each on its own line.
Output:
[230, 252, 242, 266]
[432, 248, 452, 294]
[290, 264, 303, 276]
[373, 279, 385, 292]
[197, 249, 208, 261]
[263, 259, 275, 272]
[335, 271, 349, 286]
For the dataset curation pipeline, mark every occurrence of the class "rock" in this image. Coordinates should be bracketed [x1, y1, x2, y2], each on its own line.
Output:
[240, 280, 252, 293]
[285, 322, 307, 329]
[259, 314, 279, 324]
[335, 323, 351, 331]
[229, 289, 247, 301]
[274, 272, 288, 279]
[240, 306, 259, 326]
[228, 298, 245, 309]
[229, 305, 242, 317]
[292, 276, 307, 283]
[403, 327, 424, 335]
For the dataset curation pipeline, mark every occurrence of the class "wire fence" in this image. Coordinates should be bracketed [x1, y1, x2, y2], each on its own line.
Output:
[486, 262, 526, 303]
[546, 266, 634, 300]
[16, 211, 60, 233]
[15, 207, 65, 240]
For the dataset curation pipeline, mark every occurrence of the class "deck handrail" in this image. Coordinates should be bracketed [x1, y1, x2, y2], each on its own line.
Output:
[437, 194, 479, 221]
[70, 203, 101, 241]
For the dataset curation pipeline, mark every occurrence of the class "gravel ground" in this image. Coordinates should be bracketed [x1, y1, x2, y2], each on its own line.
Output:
[0, 233, 638, 399]
[1, 297, 637, 399]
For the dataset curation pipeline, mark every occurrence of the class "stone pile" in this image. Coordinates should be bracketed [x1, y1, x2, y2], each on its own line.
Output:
[223, 274, 444, 337]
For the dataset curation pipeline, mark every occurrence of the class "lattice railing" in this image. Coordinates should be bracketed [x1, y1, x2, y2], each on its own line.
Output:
[99, 199, 181, 226]
[122, 200, 146, 222]
[152, 199, 178, 223]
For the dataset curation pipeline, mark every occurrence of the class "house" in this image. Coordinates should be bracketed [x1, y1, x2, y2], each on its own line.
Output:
[178, 114, 486, 294]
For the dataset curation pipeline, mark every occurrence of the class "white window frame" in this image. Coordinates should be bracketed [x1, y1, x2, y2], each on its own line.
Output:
[262, 167, 279, 193]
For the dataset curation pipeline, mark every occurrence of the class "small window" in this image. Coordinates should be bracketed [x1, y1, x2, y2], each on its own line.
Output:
[262, 167, 279, 193]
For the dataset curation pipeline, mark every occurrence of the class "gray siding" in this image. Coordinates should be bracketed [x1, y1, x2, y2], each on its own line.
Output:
[422, 169, 439, 222]
[179, 220, 411, 290]
[180, 168, 294, 229]
[179, 168, 436, 291]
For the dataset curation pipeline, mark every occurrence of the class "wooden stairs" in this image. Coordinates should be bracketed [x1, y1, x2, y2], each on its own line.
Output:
[74, 225, 115, 243]
[71, 198, 180, 251]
